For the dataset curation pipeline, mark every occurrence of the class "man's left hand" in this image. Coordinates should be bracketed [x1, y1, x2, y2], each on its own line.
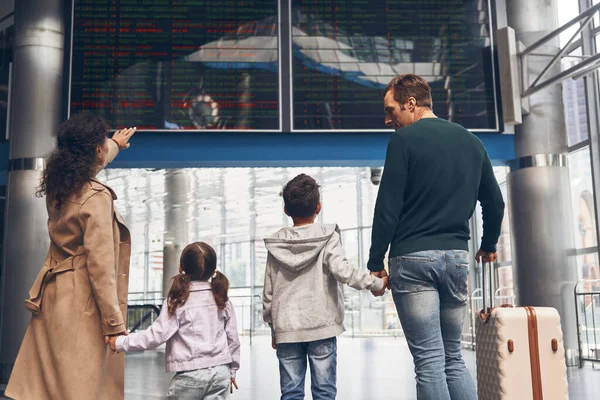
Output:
[370, 269, 389, 297]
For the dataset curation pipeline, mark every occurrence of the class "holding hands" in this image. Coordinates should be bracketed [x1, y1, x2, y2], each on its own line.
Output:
[370, 269, 390, 297]
[370, 249, 500, 298]
[104, 331, 128, 354]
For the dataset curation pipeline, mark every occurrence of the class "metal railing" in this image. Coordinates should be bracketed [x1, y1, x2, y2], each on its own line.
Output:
[126, 294, 264, 344]
[575, 279, 600, 367]
[126, 287, 521, 346]
[0, 11, 14, 26]
[494, 286, 517, 306]
[127, 304, 161, 332]
[517, 2, 600, 97]
[461, 288, 481, 349]
[343, 296, 403, 338]
[127, 291, 163, 306]
[229, 294, 263, 346]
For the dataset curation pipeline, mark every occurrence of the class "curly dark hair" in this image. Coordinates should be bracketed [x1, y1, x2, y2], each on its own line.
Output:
[36, 112, 109, 207]
[282, 174, 321, 218]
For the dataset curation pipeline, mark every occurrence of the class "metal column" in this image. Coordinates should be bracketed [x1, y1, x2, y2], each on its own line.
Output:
[0, 0, 65, 382]
[505, 0, 579, 364]
[162, 170, 189, 297]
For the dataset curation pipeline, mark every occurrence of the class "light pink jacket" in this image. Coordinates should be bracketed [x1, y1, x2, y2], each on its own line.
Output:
[116, 282, 240, 377]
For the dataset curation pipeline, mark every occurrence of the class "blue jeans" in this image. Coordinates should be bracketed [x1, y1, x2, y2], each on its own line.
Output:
[276, 337, 337, 400]
[390, 250, 477, 400]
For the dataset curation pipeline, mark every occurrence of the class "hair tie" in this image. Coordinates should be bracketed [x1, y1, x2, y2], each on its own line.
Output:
[179, 270, 191, 281]
[208, 270, 218, 283]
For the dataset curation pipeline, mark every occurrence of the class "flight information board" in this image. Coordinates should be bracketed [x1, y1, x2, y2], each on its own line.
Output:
[70, 0, 280, 131]
[291, 0, 498, 131]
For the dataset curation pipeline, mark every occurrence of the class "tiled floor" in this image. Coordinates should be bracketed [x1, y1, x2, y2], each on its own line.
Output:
[123, 336, 599, 400]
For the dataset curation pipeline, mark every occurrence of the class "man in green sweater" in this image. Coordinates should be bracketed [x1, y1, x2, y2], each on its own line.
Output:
[367, 74, 505, 400]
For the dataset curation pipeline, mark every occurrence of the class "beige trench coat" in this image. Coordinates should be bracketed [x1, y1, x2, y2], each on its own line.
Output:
[5, 172, 131, 399]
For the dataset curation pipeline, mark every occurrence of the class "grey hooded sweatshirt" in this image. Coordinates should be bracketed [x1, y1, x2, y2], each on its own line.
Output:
[262, 223, 385, 344]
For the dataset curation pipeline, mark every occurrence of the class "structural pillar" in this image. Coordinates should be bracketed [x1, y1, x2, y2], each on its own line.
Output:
[163, 170, 189, 297]
[505, 0, 579, 364]
[0, 0, 64, 382]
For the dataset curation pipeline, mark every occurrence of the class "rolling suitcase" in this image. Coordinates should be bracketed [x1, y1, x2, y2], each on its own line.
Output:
[475, 262, 569, 400]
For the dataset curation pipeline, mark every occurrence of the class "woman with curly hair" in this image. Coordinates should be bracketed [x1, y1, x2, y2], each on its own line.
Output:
[5, 112, 136, 400]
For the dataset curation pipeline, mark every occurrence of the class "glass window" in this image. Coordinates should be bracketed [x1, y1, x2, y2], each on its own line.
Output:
[573, 252, 600, 322]
[223, 169, 252, 244]
[473, 167, 510, 253]
[341, 229, 360, 268]
[228, 287, 254, 331]
[561, 55, 590, 146]
[574, 252, 599, 360]
[575, 252, 600, 281]
[495, 265, 515, 304]
[147, 250, 164, 295]
[192, 168, 224, 248]
[557, 0, 581, 48]
[360, 169, 379, 228]
[99, 168, 168, 301]
[128, 252, 146, 300]
[569, 147, 598, 249]
[594, 0, 600, 51]
[361, 228, 372, 267]
[254, 240, 268, 287]
[473, 201, 484, 252]
[223, 242, 252, 287]
[322, 169, 359, 230]
[342, 228, 361, 337]
[103, 165, 516, 336]
[471, 166, 513, 299]
[254, 168, 289, 239]
[497, 181, 512, 264]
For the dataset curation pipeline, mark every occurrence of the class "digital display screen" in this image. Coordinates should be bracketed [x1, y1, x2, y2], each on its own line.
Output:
[291, 0, 498, 131]
[70, 0, 280, 131]
[70, 0, 499, 132]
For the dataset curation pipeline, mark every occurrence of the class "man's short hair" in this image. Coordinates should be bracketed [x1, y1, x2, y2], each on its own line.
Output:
[282, 174, 320, 218]
[383, 74, 433, 108]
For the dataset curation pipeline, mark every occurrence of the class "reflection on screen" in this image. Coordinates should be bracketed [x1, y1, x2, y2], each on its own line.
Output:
[291, 0, 498, 131]
[70, 0, 498, 132]
[70, 0, 280, 130]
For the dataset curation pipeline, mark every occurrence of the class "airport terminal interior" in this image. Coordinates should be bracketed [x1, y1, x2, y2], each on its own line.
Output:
[0, 0, 600, 399]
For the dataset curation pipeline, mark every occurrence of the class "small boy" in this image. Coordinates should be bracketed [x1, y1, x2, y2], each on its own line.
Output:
[262, 173, 386, 400]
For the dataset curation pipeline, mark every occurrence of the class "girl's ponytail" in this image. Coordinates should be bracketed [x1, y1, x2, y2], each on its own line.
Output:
[167, 273, 191, 315]
[210, 270, 229, 310]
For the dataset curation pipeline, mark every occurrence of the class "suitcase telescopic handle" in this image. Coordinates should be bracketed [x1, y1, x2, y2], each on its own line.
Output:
[481, 260, 496, 314]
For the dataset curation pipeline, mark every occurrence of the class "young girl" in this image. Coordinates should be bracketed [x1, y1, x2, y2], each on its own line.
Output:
[109, 242, 240, 399]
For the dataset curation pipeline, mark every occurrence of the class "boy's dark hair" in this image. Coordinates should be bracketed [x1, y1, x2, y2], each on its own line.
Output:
[282, 174, 320, 218]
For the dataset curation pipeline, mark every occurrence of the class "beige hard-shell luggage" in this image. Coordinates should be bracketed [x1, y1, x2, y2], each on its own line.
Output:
[475, 262, 569, 399]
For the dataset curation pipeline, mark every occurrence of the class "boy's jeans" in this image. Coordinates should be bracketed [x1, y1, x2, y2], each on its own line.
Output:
[276, 337, 337, 400]
[166, 364, 230, 400]
[390, 250, 477, 400]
